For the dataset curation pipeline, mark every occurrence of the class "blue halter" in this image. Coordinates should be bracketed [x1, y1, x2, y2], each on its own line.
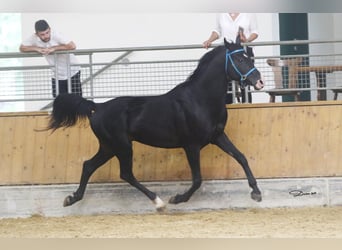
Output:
[225, 48, 257, 84]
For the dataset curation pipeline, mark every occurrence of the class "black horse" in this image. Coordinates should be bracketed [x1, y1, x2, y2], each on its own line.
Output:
[47, 39, 264, 211]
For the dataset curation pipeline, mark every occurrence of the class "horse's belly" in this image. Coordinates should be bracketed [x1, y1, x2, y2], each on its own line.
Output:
[133, 131, 181, 148]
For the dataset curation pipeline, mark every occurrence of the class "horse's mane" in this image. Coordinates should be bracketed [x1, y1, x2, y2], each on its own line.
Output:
[186, 45, 225, 82]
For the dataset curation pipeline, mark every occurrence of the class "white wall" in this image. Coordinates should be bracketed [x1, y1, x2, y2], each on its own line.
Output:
[21, 13, 277, 50]
[22, 13, 213, 48]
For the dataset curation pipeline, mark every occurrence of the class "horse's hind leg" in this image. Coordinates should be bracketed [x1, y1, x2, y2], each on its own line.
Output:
[64, 146, 114, 207]
[212, 133, 262, 202]
[117, 147, 166, 212]
[169, 145, 202, 204]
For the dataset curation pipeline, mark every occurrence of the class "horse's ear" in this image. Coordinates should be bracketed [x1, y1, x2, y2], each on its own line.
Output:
[235, 34, 241, 45]
[223, 38, 229, 47]
[224, 38, 231, 47]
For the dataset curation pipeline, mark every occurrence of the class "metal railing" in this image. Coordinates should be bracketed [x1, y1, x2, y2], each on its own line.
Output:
[0, 45, 205, 111]
[250, 39, 342, 102]
[1, 40, 342, 112]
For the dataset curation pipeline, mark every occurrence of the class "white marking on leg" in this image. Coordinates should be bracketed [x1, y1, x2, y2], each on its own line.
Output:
[153, 196, 166, 212]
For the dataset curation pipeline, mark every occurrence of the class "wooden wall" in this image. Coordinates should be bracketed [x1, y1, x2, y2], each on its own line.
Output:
[1, 101, 342, 185]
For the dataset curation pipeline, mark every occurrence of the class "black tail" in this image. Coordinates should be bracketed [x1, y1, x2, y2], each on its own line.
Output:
[47, 94, 96, 131]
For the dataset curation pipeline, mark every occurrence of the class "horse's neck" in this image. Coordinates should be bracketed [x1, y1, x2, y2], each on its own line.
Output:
[174, 49, 230, 103]
[192, 59, 228, 100]
[185, 78, 226, 108]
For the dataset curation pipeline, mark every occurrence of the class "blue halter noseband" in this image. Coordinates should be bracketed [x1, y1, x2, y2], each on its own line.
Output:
[225, 48, 257, 85]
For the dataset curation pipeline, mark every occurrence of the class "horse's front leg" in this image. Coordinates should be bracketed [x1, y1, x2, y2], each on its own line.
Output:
[64, 147, 114, 207]
[212, 133, 262, 202]
[169, 145, 202, 204]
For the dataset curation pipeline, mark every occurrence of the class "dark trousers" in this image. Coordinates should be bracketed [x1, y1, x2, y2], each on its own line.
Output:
[52, 71, 82, 97]
[225, 47, 254, 104]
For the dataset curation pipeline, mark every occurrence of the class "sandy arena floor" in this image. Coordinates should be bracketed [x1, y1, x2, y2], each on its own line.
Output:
[1, 206, 342, 238]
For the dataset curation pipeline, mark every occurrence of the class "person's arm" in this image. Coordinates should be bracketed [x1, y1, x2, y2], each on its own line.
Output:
[20, 41, 76, 55]
[203, 31, 219, 49]
[239, 32, 258, 43]
[242, 14, 258, 43]
[19, 44, 45, 53]
[50, 41, 76, 52]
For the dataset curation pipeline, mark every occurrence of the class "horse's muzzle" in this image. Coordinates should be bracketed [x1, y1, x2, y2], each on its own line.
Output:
[254, 79, 264, 90]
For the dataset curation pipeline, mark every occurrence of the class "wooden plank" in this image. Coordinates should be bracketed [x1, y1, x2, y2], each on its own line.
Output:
[242, 106, 269, 178]
[303, 106, 329, 176]
[132, 143, 154, 180]
[293, 106, 313, 176]
[254, 107, 277, 177]
[44, 128, 70, 183]
[64, 125, 82, 182]
[226, 107, 252, 178]
[320, 106, 342, 176]
[147, 147, 168, 181]
[0, 117, 16, 184]
[201, 145, 215, 179]
[10, 117, 26, 183]
[294, 65, 342, 73]
[21, 115, 37, 183]
[33, 116, 50, 183]
[165, 148, 188, 181]
[153, 147, 170, 181]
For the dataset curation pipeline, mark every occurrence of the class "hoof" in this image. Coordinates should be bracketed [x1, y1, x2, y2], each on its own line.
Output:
[169, 196, 177, 204]
[169, 194, 186, 204]
[156, 206, 167, 213]
[251, 192, 262, 202]
[153, 196, 166, 212]
[168, 196, 178, 204]
[63, 196, 73, 207]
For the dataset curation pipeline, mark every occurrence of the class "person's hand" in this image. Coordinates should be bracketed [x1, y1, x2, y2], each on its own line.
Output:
[37, 47, 55, 55]
[203, 40, 212, 49]
[239, 32, 248, 43]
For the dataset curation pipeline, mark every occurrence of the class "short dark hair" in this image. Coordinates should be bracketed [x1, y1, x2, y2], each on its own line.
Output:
[35, 20, 50, 32]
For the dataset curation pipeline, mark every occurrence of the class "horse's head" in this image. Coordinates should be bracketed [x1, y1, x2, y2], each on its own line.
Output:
[224, 38, 264, 90]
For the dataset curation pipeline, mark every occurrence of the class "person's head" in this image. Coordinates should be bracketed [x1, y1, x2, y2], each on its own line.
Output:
[35, 19, 51, 42]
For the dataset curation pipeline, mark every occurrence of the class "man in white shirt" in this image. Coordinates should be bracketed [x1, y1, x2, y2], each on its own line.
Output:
[20, 19, 82, 97]
[203, 13, 258, 48]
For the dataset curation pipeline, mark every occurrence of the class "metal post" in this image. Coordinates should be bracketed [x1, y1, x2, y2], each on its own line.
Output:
[66, 54, 71, 94]
[54, 53, 59, 96]
[245, 86, 249, 103]
[89, 53, 94, 99]
[232, 80, 237, 103]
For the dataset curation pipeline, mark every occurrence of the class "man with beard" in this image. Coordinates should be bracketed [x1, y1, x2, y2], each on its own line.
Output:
[20, 19, 82, 97]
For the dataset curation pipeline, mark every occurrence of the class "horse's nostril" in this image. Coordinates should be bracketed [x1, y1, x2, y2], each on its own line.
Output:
[254, 80, 264, 90]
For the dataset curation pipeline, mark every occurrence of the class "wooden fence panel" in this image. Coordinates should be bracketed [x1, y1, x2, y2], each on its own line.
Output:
[1, 101, 342, 185]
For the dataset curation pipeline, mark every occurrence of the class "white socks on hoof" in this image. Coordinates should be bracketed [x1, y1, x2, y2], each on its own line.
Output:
[153, 196, 166, 212]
